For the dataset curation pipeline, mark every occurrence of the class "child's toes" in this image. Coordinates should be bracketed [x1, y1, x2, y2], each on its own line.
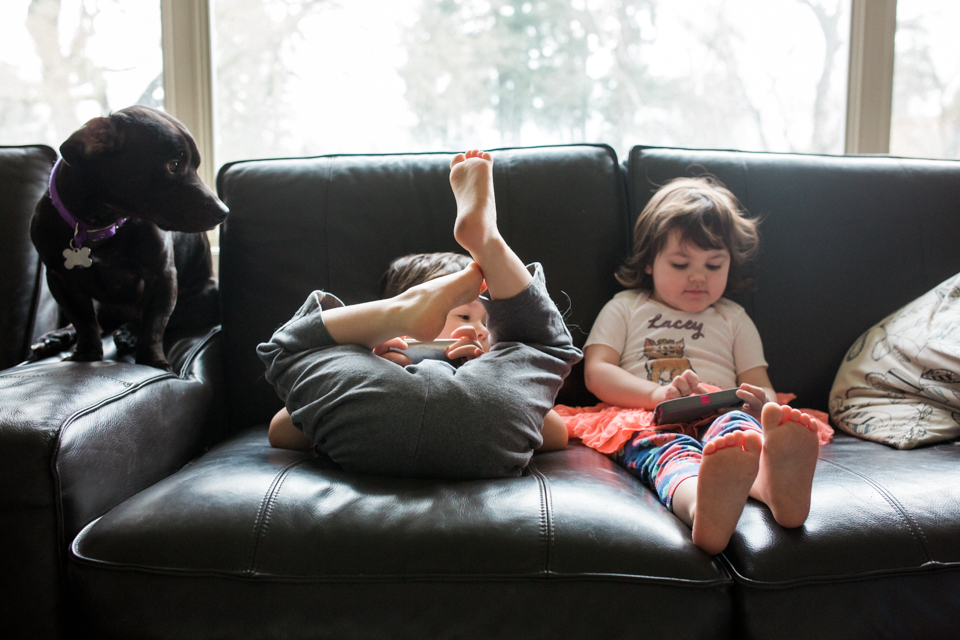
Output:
[760, 402, 785, 428]
[742, 430, 763, 453]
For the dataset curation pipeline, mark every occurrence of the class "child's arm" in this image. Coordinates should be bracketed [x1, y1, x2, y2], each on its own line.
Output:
[584, 344, 707, 409]
[268, 408, 314, 450]
[735, 366, 777, 420]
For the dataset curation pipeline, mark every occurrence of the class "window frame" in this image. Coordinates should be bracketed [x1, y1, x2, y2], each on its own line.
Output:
[160, 0, 215, 187]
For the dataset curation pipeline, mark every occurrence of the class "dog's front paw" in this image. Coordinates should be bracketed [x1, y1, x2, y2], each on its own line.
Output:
[29, 327, 79, 361]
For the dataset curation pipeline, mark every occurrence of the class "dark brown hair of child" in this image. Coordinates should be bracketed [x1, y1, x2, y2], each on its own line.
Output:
[616, 176, 760, 295]
[379, 252, 474, 299]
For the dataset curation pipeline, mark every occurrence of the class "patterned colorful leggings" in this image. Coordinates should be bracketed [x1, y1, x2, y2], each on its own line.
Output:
[614, 410, 762, 510]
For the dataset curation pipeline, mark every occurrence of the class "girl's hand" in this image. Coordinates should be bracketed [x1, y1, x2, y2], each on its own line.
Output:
[373, 337, 412, 366]
[733, 383, 767, 420]
[446, 325, 486, 361]
[653, 370, 709, 404]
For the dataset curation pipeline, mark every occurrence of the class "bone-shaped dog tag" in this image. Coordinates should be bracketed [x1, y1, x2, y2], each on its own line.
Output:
[63, 246, 92, 269]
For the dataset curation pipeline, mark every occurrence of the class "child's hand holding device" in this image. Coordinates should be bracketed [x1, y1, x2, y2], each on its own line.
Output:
[376, 326, 487, 366]
[445, 325, 485, 361]
[732, 383, 767, 420]
[373, 337, 416, 366]
[652, 369, 710, 405]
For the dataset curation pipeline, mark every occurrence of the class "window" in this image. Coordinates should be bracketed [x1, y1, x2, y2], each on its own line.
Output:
[0, 0, 163, 148]
[212, 0, 850, 164]
[890, 0, 960, 160]
[1, 0, 953, 167]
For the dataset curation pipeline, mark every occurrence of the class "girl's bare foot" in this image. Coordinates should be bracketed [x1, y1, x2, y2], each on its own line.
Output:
[322, 263, 484, 349]
[394, 263, 485, 341]
[449, 150, 531, 300]
[449, 150, 499, 256]
[692, 430, 762, 555]
[753, 403, 819, 528]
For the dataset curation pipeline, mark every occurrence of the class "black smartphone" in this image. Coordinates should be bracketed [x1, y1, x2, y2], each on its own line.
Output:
[653, 388, 744, 425]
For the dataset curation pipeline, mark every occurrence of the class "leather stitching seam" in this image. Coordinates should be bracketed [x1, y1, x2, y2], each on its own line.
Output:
[531, 466, 554, 574]
[247, 456, 315, 575]
[819, 457, 931, 562]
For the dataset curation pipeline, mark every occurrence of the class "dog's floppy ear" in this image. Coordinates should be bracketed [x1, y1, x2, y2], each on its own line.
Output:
[60, 116, 124, 165]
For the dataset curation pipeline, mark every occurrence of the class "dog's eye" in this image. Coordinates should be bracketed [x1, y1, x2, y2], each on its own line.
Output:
[166, 160, 180, 174]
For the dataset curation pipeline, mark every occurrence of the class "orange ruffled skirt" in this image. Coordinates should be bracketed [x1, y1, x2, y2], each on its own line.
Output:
[556, 392, 833, 455]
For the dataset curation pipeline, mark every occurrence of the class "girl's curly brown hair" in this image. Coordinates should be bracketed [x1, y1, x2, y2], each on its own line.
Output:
[616, 176, 760, 296]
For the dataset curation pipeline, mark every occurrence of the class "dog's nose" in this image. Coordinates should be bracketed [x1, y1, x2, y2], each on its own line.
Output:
[215, 199, 229, 221]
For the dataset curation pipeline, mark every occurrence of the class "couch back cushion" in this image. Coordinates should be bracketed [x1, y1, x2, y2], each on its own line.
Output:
[0, 145, 59, 370]
[217, 145, 629, 431]
[628, 146, 960, 409]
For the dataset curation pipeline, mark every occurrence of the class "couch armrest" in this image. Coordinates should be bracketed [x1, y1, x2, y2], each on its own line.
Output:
[0, 327, 223, 640]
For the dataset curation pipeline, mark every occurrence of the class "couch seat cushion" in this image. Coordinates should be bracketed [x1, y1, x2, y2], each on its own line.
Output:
[723, 433, 960, 640]
[71, 427, 732, 640]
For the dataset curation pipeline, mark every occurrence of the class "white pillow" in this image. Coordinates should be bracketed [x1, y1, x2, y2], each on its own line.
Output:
[829, 272, 960, 449]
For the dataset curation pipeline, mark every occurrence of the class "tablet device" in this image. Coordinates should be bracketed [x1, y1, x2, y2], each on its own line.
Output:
[387, 339, 459, 365]
[653, 388, 744, 425]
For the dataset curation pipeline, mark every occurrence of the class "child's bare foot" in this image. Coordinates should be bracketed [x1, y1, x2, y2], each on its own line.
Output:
[322, 262, 484, 349]
[692, 430, 762, 555]
[450, 150, 499, 257]
[449, 150, 531, 300]
[394, 262, 485, 342]
[753, 403, 819, 528]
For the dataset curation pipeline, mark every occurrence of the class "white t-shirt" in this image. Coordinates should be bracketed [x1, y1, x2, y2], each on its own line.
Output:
[585, 289, 767, 389]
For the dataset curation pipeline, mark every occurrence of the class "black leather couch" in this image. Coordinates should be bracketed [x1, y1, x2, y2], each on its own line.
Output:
[2, 144, 959, 639]
[0, 145, 60, 371]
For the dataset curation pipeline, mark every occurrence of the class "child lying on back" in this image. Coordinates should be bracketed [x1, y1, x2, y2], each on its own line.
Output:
[268, 251, 569, 453]
[259, 150, 579, 480]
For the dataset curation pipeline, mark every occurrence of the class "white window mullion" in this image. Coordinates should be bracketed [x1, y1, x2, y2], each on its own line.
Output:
[160, 0, 216, 188]
[845, 0, 897, 154]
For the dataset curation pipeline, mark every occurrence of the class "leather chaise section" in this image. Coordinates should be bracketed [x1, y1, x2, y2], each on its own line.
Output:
[0, 328, 223, 640]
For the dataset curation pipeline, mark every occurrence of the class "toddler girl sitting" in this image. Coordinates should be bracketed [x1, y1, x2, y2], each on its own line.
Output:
[582, 176, 820, 554]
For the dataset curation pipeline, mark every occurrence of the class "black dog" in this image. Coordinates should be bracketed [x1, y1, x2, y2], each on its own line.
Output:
[30, 106, 228, 372]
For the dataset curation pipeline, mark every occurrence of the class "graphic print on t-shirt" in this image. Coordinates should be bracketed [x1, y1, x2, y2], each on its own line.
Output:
[642, 338, 694, 384]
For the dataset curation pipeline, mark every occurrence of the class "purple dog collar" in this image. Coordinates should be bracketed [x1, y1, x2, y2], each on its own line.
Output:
[49, 157, 127, 248]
